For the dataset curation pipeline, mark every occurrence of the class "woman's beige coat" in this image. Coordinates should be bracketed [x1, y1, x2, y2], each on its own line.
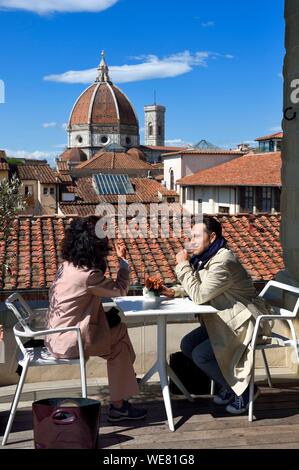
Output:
[45, 260, 130, 359]
[175, 247, 272, 396]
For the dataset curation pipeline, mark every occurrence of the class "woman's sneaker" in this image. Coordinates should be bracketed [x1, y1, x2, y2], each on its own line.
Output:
[226, 385, 260, 415]
[107, 401, 147, 422]
[213, 387, 235, 405]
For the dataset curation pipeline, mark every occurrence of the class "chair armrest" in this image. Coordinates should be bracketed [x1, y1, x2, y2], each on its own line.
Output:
[251, 314, 295, 349]
[259, 280, 299, 298]
[14, 326, 81, 338]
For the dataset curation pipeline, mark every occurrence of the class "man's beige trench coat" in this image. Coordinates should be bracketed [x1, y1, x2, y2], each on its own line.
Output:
[175, 247, 272, 396]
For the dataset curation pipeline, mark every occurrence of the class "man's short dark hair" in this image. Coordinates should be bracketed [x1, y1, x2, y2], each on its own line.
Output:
[202, 215, 222, 239]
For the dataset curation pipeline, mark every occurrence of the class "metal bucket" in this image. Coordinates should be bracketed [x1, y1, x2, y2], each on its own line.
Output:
[32, 397, 101, 449]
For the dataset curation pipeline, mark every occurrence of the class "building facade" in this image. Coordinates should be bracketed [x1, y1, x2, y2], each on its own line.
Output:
[177, 152, 282, 216]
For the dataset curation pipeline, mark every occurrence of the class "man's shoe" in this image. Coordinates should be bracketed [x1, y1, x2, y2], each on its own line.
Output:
[213, 388, 235, 405]
[213, 387, 235, 405]
[225, 385, 260, 415]
[107, 401, 147, 422]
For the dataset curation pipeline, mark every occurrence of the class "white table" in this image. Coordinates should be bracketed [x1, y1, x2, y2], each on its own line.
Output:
[114, 296, 217, 432]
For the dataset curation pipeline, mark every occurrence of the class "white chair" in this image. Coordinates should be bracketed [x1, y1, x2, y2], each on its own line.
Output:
[248, 280, 299, 422]
[1, 293, 87, 446]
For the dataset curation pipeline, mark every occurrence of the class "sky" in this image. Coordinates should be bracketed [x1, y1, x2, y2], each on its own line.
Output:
[0, 0, 285, 164]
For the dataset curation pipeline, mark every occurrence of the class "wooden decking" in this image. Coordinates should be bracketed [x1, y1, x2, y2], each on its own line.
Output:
[1, 381, 299, 449]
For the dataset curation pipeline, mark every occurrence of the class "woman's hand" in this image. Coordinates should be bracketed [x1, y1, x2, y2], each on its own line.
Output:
[116, 242, 127, 260]
[161, 286, 175, 298]
[176, 249, 189, 265]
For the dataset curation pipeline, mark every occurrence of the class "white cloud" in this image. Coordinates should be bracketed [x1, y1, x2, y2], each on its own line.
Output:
[0, 0, 118, 14]
[165, 139, 192, 147]
[42, 122, 57, 128]
[44, 50, 233, 85]
[53, 144, 67, 149]
[201, 21, 215, 28]
[5, 148, 59, 165]
[268, 126, 282, 133]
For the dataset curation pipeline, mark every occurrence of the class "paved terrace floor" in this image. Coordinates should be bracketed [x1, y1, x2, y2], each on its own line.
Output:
[1, 380, 299, 449]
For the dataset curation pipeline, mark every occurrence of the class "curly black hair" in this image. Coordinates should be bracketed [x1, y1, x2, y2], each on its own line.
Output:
[61, 216, 109, 271]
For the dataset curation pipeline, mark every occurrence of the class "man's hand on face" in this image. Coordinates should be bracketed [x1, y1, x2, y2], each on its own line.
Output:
[176, 249, 189, 265]
[116, 242, 127, 260]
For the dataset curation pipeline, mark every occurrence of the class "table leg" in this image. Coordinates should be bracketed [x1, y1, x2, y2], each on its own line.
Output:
[139, 362, 158, 387]
[167, 364, 194, 402]
[156, 315, 175, 432]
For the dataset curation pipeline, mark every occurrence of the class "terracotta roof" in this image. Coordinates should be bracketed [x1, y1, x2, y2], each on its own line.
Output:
[0, 214, 283, 291]
[57, 173, 73, 183]
[69, 82, 138, 128]
[163, 149, 246, 157]
[66, 176, 179, 207]
[60, 148, 87, 163]
[256, 132, 283, 142]
[75, 151, 152, 171]
[126, 148, 147, 160]
[56, 161, 69, 172]
[177, 152, 281, 187]
[16, 163, 57, 184]
[151, 163, 164, 169]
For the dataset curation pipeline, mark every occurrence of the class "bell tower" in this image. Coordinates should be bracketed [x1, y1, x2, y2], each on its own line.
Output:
[144, 104, 166, 146]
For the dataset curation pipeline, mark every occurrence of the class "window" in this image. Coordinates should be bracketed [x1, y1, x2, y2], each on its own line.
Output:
[50, 187, 55, 196]
[43, 187, 48, 196]
[273, 188, 281, 212]
[25, 185, 33, 196]
[276, 140, 282, 151]
[158, 125, 162, 136]
[101, 136, 108, 144]
[256, 187, 272, 213]
[126, 136, 131, 145]
[239, 187, 254, 213]
[148, 124, 153, 136]
[169, 169, 174, 191]
[269, 140, 275, 152]
[76, 135, 83, 143]
[219, 206, 230, 214]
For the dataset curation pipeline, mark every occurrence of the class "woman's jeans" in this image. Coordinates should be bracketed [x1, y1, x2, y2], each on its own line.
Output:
[180, 324, 231, 392]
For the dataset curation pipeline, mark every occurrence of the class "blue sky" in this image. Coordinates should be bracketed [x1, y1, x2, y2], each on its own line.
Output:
[0, 0, 284, 164]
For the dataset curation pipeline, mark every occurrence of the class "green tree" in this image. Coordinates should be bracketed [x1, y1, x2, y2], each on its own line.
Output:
[0, 175, 27, 279]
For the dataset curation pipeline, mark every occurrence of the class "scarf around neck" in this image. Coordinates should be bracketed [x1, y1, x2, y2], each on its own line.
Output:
[190, 236, 227, 272]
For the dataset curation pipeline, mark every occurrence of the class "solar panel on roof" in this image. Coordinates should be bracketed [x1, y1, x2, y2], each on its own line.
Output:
[93, 174, 135, 195]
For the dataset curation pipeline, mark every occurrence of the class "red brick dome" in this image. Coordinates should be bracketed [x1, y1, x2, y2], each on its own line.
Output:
[69, 53, 138, 129]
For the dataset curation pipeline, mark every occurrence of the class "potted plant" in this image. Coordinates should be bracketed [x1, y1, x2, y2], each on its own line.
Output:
[143, 275, 163, 298]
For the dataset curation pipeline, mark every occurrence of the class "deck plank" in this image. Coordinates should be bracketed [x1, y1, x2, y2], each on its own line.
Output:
[1, 382, 299, 449]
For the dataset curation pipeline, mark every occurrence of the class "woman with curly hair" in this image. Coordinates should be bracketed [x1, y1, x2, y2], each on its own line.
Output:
[46, 216, 146, 422]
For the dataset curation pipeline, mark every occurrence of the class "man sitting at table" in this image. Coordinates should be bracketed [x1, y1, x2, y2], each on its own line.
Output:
[45, 216, 146, 422]
[163, 215, 272, 415]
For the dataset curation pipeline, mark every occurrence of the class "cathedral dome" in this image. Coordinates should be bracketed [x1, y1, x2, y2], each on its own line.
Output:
[70, 82, 138, 129]
[68, 52, 139, 155]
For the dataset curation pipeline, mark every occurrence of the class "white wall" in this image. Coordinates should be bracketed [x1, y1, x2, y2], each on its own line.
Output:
[164, 153, 242, 191]
[182, 185, 237, 215]
[163, 156, 182, 191]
